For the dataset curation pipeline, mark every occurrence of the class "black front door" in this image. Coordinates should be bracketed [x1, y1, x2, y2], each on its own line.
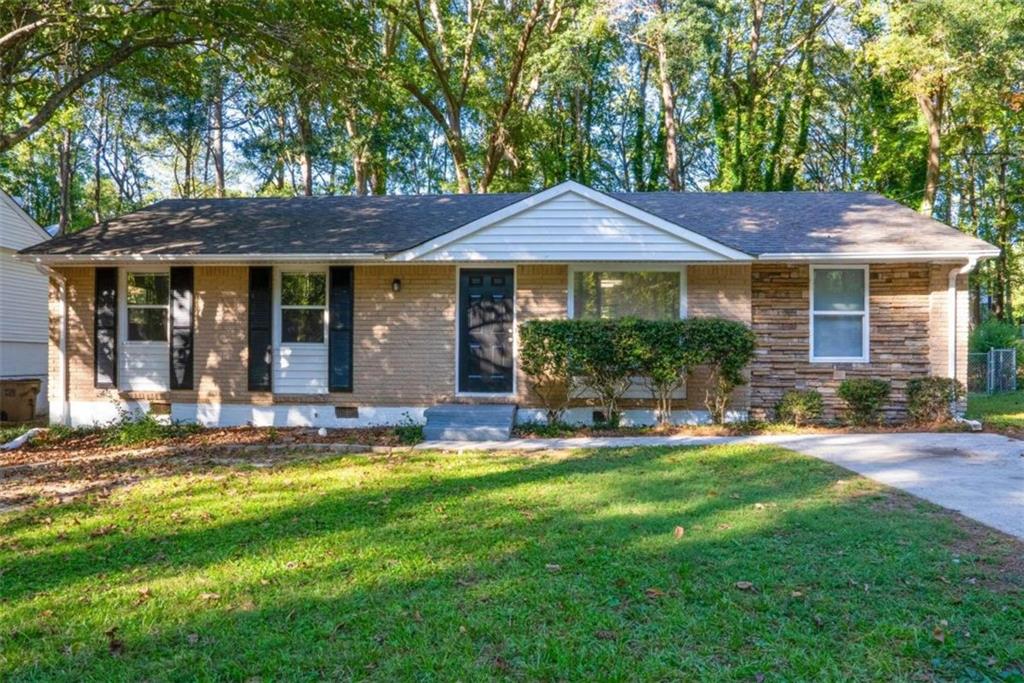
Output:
[459, 268, 514, 393]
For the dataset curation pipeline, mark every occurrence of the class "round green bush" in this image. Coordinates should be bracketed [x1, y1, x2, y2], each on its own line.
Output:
[775, 389, 824, 426]
[906, 376, 964, 424]
[837, 378, 891, 425]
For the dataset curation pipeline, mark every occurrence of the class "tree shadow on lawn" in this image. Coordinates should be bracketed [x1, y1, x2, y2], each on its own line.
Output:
[1, 446, 816, 600]
[2, 445, 1023, 681]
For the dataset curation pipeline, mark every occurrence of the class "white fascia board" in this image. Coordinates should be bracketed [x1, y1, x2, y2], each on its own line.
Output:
[757, 249, 1000, 262]
[17, 253, 387, 264]
[390, 180, 753, 262]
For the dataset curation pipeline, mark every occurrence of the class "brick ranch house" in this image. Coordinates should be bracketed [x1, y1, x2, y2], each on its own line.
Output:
[17, 181, 997, 428]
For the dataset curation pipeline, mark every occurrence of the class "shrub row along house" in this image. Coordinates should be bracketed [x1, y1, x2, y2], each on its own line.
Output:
[17, 181, 997, 429]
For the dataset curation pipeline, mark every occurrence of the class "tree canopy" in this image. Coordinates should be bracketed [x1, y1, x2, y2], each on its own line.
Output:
[2, 0, 1022, 316]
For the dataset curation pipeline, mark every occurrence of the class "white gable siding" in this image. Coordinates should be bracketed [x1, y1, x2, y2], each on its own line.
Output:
[0, 192, 49, 251]
[0, 253, 48, 342]
[0, 193, 49, 345]
[416, 192, 731, 262]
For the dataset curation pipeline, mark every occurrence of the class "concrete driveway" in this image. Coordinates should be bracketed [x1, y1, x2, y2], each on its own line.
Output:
[755, 433, 1024, 540]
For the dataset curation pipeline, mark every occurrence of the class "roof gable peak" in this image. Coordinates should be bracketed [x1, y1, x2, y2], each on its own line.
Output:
[392, 180, 752, 262]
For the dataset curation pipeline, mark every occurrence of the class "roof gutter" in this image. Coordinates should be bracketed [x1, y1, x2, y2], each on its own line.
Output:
[17, 253, 387, 264]
[756, 250, 1000, 262]
[949, 256, 979, 388]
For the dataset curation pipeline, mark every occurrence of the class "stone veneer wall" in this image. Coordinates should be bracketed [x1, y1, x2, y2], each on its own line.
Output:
[749, 262, 966, 422]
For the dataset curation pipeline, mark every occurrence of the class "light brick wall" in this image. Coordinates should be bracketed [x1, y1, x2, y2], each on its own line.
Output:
[515, 264, 568, 404]
[51, 261, 969, 420]
[683, 265, 752, 411]
[194, 266, 257, 404]
[749, 262, 966, 422]
[350, 264, 456, 404]
[53, 267, 118, 404]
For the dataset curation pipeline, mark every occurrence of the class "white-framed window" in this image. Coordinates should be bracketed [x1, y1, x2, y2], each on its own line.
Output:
[569, 266, 686, 320]
[125, 272, 170, 342]
[810, 265, 869, 362]
[280, 271, 327, 344]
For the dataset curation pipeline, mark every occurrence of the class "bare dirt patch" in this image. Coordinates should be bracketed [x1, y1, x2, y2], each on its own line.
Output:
[0, 426, 412, 512]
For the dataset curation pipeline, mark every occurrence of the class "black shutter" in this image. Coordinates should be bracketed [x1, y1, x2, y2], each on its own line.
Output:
[169, 267, 194, 390]
[94, 267, 118, 388]
[248, 267, 273, 391]
[329, 266, 354, 392]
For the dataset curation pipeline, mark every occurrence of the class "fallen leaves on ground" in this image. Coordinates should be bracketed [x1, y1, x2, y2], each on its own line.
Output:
[104, 627, 124, 656]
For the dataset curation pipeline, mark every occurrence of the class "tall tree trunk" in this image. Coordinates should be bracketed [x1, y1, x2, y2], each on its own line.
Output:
[58, 127, 73, 235]
[92, 137, 102, 223]
[779, 52, 813, 191]
[967, 168, 982, 325]
[92, 78, 106, 223]
[371, 167, 387, 195]
[995, 153, 1013, 321]
[449, 129, 472, 193]
[345, 114, 369, 196]
[295, 97, 314, 196]
[274, 109, 286, 191]
[211, 69, 225, 197]
[916, 83, 944, 216]
[654, 30, 680, 191]
[631, 47, 650, 191]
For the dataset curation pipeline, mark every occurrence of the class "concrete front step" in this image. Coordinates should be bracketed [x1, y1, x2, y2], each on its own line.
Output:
[423, 403, 517, 441]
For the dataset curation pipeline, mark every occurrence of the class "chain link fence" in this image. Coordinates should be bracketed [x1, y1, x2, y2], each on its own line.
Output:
[968, 348, 1017, 394]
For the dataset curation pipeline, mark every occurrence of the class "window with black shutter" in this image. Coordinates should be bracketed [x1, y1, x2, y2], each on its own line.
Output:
[328, 267, 354, 392]
[248, 267, 273, 391]
[169, 267, 194, 390]
[94, 267, 118, 388]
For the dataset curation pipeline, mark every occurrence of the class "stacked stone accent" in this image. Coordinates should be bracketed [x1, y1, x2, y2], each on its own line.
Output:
[750, 262, 965, 422]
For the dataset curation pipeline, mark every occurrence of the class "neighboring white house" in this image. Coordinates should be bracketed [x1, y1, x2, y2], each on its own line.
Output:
[0, 189, 50, 417]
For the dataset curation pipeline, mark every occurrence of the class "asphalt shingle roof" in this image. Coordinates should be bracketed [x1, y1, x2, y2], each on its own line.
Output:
[21, 189, 996, 258]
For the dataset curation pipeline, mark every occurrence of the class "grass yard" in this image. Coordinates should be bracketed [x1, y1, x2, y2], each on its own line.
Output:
[967, 390, 1024, 430]
[1, 445, 1022, 681]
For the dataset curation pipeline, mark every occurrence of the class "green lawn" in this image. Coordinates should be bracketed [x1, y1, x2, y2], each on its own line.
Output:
[2, 446, 1022, 681]
[967, 390, 1024, 429]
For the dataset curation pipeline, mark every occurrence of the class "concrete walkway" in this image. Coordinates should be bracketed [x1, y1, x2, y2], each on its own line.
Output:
[417, 432, 1024, 540]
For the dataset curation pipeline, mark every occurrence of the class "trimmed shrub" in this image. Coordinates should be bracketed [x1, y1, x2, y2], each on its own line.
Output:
[569, 318, 645, 426]
[906, 376, 964, 424]
[519, 317, 757, 427]
[775, 389, 824, 426]
[837, 378, 891, 425]
[632, 320, 690, 427]
[682, 318, 756, 423]
[519, 320, 580, 424]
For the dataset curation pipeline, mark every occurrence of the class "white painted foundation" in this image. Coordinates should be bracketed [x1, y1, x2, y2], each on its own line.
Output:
[515, 407, 748, 427]
[64, 400, 745, 429]
[65, 400, 428, 428]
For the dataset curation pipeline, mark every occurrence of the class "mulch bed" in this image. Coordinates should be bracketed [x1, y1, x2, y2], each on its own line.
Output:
[2, 426, 408, 467]
[512, 421, 972, 439]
